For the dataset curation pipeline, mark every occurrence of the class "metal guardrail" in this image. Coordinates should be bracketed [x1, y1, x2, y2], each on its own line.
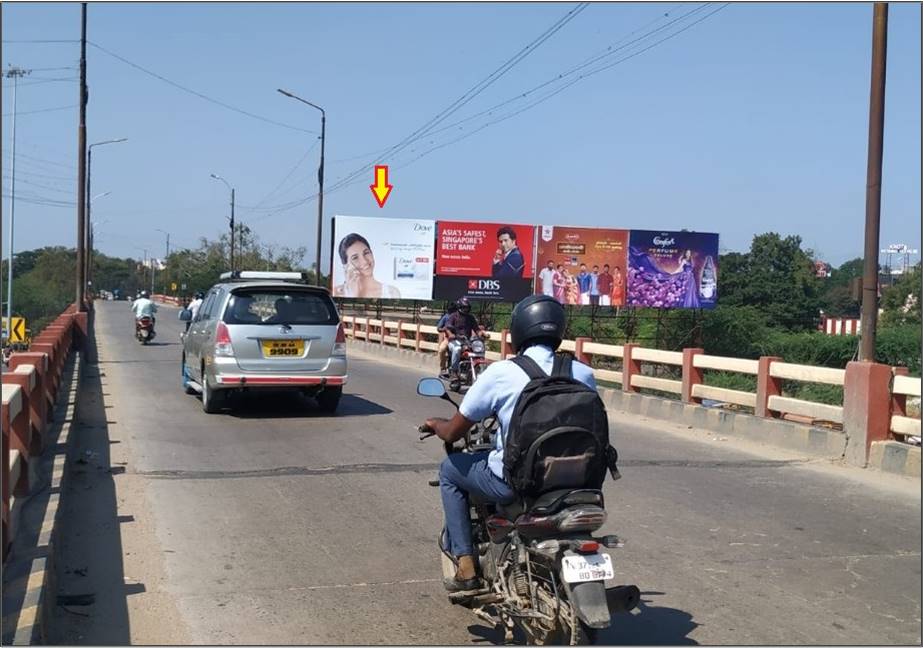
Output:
[2, 303, 85, 561]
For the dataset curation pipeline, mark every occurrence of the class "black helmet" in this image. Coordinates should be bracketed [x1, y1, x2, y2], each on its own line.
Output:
[510, 295, 565, 353]
[194, 291, 204, 299]
[456, 297, 471, 313]
[140, 290, 150, 298]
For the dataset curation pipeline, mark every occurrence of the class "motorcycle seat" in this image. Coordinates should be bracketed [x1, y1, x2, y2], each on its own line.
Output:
[497, 488, 605, 520]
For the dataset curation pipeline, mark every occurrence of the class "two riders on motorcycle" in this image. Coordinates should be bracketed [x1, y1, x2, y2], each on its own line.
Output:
[439, 297, 487, 381]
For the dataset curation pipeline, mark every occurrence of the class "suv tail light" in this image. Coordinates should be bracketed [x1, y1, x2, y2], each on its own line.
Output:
[215, 321, 235, 357]
[333, 323, 347, 357]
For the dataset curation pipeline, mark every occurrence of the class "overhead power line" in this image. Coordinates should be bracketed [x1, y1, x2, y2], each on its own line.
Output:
[322, 2, 590, 198]
[2, 104, 76, 117]
[88, 41, 319, 135]
[250, 3, 728, 220]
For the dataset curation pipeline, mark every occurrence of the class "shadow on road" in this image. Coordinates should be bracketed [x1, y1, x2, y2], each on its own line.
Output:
[464, 591, 698, 646]
[596, 591, 699, 645]
[227, 391, 393, 419]
[48, 309, 136, 645]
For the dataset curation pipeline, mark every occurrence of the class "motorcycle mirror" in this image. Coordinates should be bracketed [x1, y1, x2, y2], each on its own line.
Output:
[417, 378, 446, 398]
[179, 309, 193, 322]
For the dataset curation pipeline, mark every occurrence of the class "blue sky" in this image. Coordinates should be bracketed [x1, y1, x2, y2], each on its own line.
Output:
[2, 2, 920, 269]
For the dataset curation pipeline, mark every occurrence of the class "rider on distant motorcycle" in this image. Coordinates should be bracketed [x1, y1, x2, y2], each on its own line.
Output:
[443, 297, 485, 380]
[422, 295, 597, 592]
[131, 290, 158, 324]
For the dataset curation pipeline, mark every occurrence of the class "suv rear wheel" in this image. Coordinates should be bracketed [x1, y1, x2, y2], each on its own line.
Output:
[202, 374, 225, 414]
[316, 386, 342, 413]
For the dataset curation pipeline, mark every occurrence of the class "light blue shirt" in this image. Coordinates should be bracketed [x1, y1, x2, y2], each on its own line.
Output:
[589, 273, 600, 296]
[459, 344, 598, 479]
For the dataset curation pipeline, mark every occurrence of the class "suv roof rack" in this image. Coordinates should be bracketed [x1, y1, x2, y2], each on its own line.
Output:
[219, 271, 310, 283]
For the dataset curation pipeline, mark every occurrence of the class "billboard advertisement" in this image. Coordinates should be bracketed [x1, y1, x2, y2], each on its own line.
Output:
[627, 230, 719, 309]
[434, 221, 536, 301]
[330, 215, 436, 300]
[534, 226, 629, 307]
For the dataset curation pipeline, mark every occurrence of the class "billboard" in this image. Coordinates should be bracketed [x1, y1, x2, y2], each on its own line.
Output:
[330, 215, 436, 300]
[534, 226, 629, 307]
[627, 230, 719, 309]
[434, 221, 535, 301]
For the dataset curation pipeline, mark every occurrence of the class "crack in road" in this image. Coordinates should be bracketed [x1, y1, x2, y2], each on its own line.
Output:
[137, 462, 442, 480]
[134, 458, 807, 480]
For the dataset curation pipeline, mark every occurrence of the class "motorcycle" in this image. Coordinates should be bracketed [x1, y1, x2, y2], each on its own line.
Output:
[447, 334, 489, 393]
[417, 377, 639, 645]
[135, 316, 156, 344]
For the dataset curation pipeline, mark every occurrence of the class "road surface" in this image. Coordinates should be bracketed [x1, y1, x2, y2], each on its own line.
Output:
[50, 301, 921, 645]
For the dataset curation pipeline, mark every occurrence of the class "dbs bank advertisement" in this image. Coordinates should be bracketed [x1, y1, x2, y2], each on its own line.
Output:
[434, 221, 536, 301]
[627, 230, 720, 309]
[534, 226, 629, 307]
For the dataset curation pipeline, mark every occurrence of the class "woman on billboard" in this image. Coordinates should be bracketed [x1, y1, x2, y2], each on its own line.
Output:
[678, 249, 700, 308]
[333, 233, 401, 299]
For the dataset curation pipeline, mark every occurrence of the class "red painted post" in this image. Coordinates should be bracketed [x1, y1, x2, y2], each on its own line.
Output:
[843, 361, 894, 467]
[500, 329, 511, 359]
[30, 343, 58, 398]
[379, 320, 386, 346]
[574, 337, 592, 365]
[891, 367, 909, 418]
[755, 356, 783, 418]
[363, 317, 370, 341]
[397, 320, 406, 348]
[415, 324, 423, 352]
[1, 394, 11, 560]
[2, 370, 41, 456]
[10, 354, 49, 426]
[622, 343, 640, 392]
[682, 348, 705, 404]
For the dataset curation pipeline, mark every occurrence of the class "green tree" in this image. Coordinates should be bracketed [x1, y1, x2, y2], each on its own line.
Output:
[880, 262, 921, 328]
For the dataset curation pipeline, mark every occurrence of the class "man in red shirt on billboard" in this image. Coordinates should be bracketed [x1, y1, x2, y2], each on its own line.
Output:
[597, 264, 614, 307]
[491, 226, 525, 278]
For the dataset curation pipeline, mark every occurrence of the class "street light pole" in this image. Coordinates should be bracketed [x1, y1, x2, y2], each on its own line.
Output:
[87, 138, 127, 292]
[156, 229, 170, 293]
[277, 89, 325, 286]
[76, 2, 88, 310]
[859, 2, 888, 362]
[3, 65, 30, 336]
[210, 174, 235, 272]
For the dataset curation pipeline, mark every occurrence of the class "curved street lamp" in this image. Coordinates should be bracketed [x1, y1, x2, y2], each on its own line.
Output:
[210, 173, 235, 272]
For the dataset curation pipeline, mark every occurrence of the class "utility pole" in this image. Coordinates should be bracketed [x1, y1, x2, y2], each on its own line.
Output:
[3, 65, 30, 337]
[859, 2, 888, 362]
[277, 89, 325, 286]
[76, 2, 89, 310]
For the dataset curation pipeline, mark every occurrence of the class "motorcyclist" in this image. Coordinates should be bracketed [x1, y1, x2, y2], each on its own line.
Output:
[184, 291, 204, 331]
[131, 290, 158, 324]
[437, 302, 458, 379]
[422, 295, 597, 592]
[443, 297, 485, 379]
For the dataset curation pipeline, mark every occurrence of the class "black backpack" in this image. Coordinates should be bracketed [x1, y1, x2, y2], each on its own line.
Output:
[503, 352, 620, 496]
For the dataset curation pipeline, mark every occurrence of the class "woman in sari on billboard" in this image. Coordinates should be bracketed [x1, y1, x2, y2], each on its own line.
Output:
[333, 233, 401, 299]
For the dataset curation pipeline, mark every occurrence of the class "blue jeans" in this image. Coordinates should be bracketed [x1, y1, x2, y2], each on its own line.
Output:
[440, 451, 515, 557]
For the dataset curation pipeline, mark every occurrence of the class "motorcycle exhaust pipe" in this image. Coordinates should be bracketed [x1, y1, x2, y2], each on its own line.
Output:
[605, 584, 640, 614]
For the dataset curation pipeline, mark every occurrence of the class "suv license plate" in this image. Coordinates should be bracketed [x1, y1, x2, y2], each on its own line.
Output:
[261, 340, 305, 357]
[561, 552, 613, 583]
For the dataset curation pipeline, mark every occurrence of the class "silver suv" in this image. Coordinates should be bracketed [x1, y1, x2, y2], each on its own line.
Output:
[180, 272, 347, 414]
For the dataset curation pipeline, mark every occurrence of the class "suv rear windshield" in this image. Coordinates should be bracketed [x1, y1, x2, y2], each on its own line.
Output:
[223, 289, 338, 326]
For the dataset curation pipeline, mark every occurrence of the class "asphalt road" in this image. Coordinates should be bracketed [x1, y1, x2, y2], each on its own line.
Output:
[51, 301, 921, 645]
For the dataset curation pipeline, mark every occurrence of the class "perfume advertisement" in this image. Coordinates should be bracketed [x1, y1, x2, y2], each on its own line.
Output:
[330, 215, 436, 300]
[626, 230, 720, 309]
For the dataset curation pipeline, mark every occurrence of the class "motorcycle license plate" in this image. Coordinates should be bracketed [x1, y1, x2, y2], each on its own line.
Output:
[561, 552, 613, 584]
[261, 340, 305, 358]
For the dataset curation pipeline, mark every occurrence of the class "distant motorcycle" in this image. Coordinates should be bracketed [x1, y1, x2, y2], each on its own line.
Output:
[135, 316, 156, 344]
[447, 334, 489, 392]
